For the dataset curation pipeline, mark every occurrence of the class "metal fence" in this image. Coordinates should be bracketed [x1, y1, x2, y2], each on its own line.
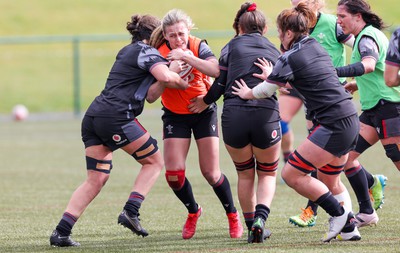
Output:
[0, 31, 235, 116]
[0, 27, 397, 116]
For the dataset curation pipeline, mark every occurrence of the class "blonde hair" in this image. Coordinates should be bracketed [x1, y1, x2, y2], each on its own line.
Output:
[293, 0, 326, 13]
[149, 9, 195, 49]
[161, 9, 195, 32]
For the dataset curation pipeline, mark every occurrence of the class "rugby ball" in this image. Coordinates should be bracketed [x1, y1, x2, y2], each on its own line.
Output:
[179, 50, 194, 79]
[12, 104, 29, 121]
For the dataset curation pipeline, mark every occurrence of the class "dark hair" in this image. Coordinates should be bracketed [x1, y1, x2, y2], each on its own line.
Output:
[126, 14, 161, 43]
[232, 2, 266, 36]
[277, 1, 316, 45]
[337, 0, 386, 30]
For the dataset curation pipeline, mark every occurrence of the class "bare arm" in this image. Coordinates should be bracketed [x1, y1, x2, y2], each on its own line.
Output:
[146, 81, 166, 103]
[360, 57, 377, 74]
[343, 34, 355, 48]
[146, 64, 188, 103]
[385, 64, 400, 87]
[167, 48, 220, 77]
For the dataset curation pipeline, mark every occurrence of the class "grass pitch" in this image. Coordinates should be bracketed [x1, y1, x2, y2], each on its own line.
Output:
[1, 110, 399, 252]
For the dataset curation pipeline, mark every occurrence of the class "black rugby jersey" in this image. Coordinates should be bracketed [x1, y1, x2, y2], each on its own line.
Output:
[86, 41, 168, 118]
[386, 27, 400, 66]
[205, 33, 280, 109]
[267, 36, 357, 124]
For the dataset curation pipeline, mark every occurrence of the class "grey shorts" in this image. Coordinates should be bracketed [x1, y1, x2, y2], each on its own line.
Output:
[308, 114, 360, 157]
[81, 115, 147, 151]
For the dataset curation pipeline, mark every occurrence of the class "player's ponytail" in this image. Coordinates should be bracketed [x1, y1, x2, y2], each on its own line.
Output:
[127, 14, 161, 43]
[233, 2, 267, 37]
[276, 1, 316, 49]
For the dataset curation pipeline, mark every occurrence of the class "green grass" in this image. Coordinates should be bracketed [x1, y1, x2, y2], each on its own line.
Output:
[1, 110, 400, 252]
[0, 0, 399, 114]
[1, 1, 400, 250]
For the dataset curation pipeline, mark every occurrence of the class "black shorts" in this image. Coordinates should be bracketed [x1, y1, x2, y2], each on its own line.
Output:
[162, 104, 219, 140]
[308, 114, 359, 157]
[81, 115, 147, 151]
[222, 105, 281, 149]
[359, 99, 400, 139]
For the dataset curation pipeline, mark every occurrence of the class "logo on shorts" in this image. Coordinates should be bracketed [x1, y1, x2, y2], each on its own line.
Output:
[271, 129, 278, 139]
[212, 124, 216, 132]
[166, 125, 174, 135]
[112, 134, 122, 142]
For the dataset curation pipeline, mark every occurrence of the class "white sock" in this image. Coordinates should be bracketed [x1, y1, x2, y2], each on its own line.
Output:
[334, 189, 353, 212]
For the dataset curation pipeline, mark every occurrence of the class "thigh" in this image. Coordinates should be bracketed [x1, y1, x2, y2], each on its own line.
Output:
[296, 138, 337, 169]
[253, 141, 281, 164]
[359, 121, 379, 144]
[85, 145, 113, 161]
[278, 92, 304, 122]
[196, 136, 220, 170]
[225, 143, 254, 163]
[163, 138, 191, 170]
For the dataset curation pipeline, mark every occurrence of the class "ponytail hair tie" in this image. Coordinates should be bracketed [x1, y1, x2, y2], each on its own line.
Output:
[247, 3, 257, 12]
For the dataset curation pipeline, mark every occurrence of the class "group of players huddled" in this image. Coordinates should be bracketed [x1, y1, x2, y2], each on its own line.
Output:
[49, 0, 400, 247]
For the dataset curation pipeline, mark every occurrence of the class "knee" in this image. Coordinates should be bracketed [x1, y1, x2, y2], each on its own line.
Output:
[384, 143, 400, 163]
[87, 173, 109, 190]
[165, 170, 185, 190]
[151, 153, 164, 171]
[202, 170, 220, 185]
[131, 136, 159, 161]
[281, 167, 293, 186]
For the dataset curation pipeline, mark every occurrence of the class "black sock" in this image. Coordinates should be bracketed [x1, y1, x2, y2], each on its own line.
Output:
[345, 165, 373, 214]
[56, 212, 77, 236]
[212, 174, 236, 213]
[124, 192, 145, 217]
[243, 212, 255, 231]
[315, 192, 344, 217]
[362, 166, 375, 188]
[306, 170, 319, 215]
[173, 178, 198, 213]
[255, 204, 270, 221]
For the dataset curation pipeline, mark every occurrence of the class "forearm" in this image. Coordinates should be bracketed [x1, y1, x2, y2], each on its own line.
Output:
[252, 81, 279, 99]
[384, 64, 400, 87]
[146, 81, 165, 103]
[165, 72, 188, 90]
[184, 56, 219, 77]
[203, 80, 225, 105]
